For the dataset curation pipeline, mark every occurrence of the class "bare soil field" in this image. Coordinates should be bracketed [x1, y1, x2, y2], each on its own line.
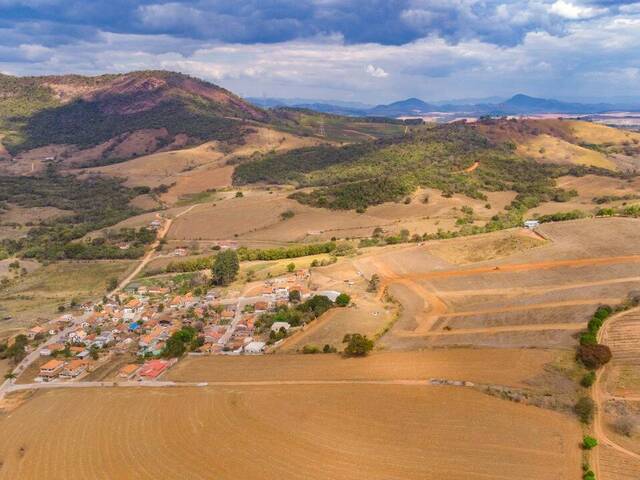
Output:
[599, 443, 640, 480]
[341, 218, 640, 349]
[604, 310, 640, 397]
[168, 348, 561, 387]
[82, 127, 326, 205]
[167, 188, 516, 244]
[0, 385, 581, 480]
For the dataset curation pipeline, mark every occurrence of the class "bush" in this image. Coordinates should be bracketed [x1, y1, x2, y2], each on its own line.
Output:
[613, 415, 637, 437]
[574, 396, 595, 423]
[322, 344, 337, 353]
[583, 470, 595, 480]
[579, 332, 598, 346]
[302, 345, 320, 354]
[580, 371, 596, 388]
[577, 344, 612, 370]
[582, 436, 598, 450]
[343, 333, 374, 357]
[335, 293, 351, 307]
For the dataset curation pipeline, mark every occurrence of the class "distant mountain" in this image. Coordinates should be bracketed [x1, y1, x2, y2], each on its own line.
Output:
[368, 98, 440, 117]
[254, 93, 639, 119]
[0, 70, 269, 159]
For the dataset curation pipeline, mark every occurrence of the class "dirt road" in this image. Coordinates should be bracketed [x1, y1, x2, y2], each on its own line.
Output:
[109, 204, 199, 296]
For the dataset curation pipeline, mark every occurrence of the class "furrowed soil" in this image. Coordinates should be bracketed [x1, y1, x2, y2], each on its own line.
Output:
[0, 385, 581, 480]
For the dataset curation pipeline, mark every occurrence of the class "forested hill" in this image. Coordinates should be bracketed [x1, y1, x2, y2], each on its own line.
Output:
[233, 122, 618, 214]
[0, 70, 269, 157]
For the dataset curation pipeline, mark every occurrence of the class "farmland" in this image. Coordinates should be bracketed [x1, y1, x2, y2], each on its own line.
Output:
[0, 382, 581, 480]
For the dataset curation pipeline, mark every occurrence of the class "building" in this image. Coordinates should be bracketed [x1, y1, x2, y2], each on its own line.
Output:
[139, 359, 172, 379]
[244, 341, 266, 354]
[39, 359, 64, 380]
[524, 220, 540, 229]
[270, 322, 291, 333]
[118, 364, 140, 379]
[61, 360, 89, 378]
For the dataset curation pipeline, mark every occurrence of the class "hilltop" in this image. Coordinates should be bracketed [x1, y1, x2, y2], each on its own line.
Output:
[0, 70, 269, 164]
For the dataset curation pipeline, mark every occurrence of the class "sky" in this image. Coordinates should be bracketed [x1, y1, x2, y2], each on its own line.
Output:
[0, 0, 639, 103]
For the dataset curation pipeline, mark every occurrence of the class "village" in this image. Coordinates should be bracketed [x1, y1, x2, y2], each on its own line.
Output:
[9, 265, 344, 385]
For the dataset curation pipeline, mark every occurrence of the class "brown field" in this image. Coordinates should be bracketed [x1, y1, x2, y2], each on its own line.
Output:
[604, 310, 640, 397]
[168, 348, 562, 387]
[167, 188, 516, 244]
[600, 444, 640, 480]
[0, 384, 581, 480]
[331, 218, 640, 349]
[82, 127, 327, 205]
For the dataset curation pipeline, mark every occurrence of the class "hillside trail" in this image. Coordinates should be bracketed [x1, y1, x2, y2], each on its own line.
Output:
[110, 204, 199, 296]
[593, 307, 640, 479]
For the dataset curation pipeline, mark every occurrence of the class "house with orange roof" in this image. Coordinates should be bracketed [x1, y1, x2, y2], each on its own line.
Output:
[118, 364, 140, 378]
[40, 359, 64, 380]
[61, 359, 89, 378]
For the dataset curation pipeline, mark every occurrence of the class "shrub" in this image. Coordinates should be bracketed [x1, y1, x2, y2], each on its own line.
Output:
[574, 396, 595, 423]
[302, 345, 320, 354]
[580, 371, 596, 388]
[582, 436, 598, 450]
[613, 415, 637, 437]
[343, 333, 374, 357]
[335, 293, 351, 307]
[577, 344, 612, 370]
[583, 470, 595, 480]
[322, 344, 337, 353]
[579, 332, 598, 346]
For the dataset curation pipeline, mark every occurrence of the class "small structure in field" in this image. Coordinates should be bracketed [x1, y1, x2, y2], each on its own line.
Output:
[524, 220, 540, 229]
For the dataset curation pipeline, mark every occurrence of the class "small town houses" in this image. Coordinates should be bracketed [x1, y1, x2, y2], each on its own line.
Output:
[22, 269, 315, 383]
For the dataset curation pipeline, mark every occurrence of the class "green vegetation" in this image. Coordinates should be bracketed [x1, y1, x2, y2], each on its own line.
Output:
[537, 210, 587, 223]
[0, 334, 28, 363]
[335, 293, 351, 307]
[342, 333, 374, 357]
[574, 396, 595, 424]
[211, 249, 239, 286]
[0, 168, 142, 260]
[161, 326, 201, 358]
[582, 436, 598, 450]
[256, 295, 334, 332]
[237, 242, 336, 261]
[580, 371, 596, 388]
[234, 124, 592, 213]
[577, 344, 612, 370]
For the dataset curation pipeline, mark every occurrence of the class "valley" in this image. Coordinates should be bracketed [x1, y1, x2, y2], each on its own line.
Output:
[0, 70, 639, 480]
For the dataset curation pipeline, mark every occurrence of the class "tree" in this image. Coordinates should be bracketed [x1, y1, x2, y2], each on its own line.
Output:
[574, 396, 595, 424]
[106, 277, 118, 292]
[367, 274, 380, 293]
[582, 436, 598, 450]
[211, 249, 239, 286]
[4, 372, 16, 380]
[235, 191, 244, 198]
[287, 262, 295, 273]
[343, 333, 374, 357]
[580, 371, 596, 388]
[577, 344, 612, 370]
[289, 289, 301, 303]
[335, 293, 350, 307]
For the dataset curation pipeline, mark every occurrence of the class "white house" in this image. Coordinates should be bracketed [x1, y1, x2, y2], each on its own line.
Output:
[524, 220, 540, 229]
[270, 322, 291, 333]
[244, 341, 266, 354]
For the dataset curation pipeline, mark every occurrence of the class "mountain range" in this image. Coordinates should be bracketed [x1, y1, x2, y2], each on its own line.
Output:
[251, 93, 640, 117]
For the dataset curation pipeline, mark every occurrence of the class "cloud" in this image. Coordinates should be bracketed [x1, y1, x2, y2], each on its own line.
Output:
[549, 0, 607, 19]
[366, 64, 388, 78]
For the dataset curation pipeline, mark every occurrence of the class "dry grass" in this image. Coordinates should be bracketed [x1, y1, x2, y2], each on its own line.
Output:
[568, 120, 640, 145]
[425, 229, 546, 265]
[0, 260, 133, 335]
[517, 134, 616, 170]
[0, 385, 581, 480]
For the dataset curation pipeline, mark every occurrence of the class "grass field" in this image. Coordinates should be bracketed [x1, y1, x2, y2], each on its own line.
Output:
[0, 260, 133, 336]
[0, 384, 581, 480]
